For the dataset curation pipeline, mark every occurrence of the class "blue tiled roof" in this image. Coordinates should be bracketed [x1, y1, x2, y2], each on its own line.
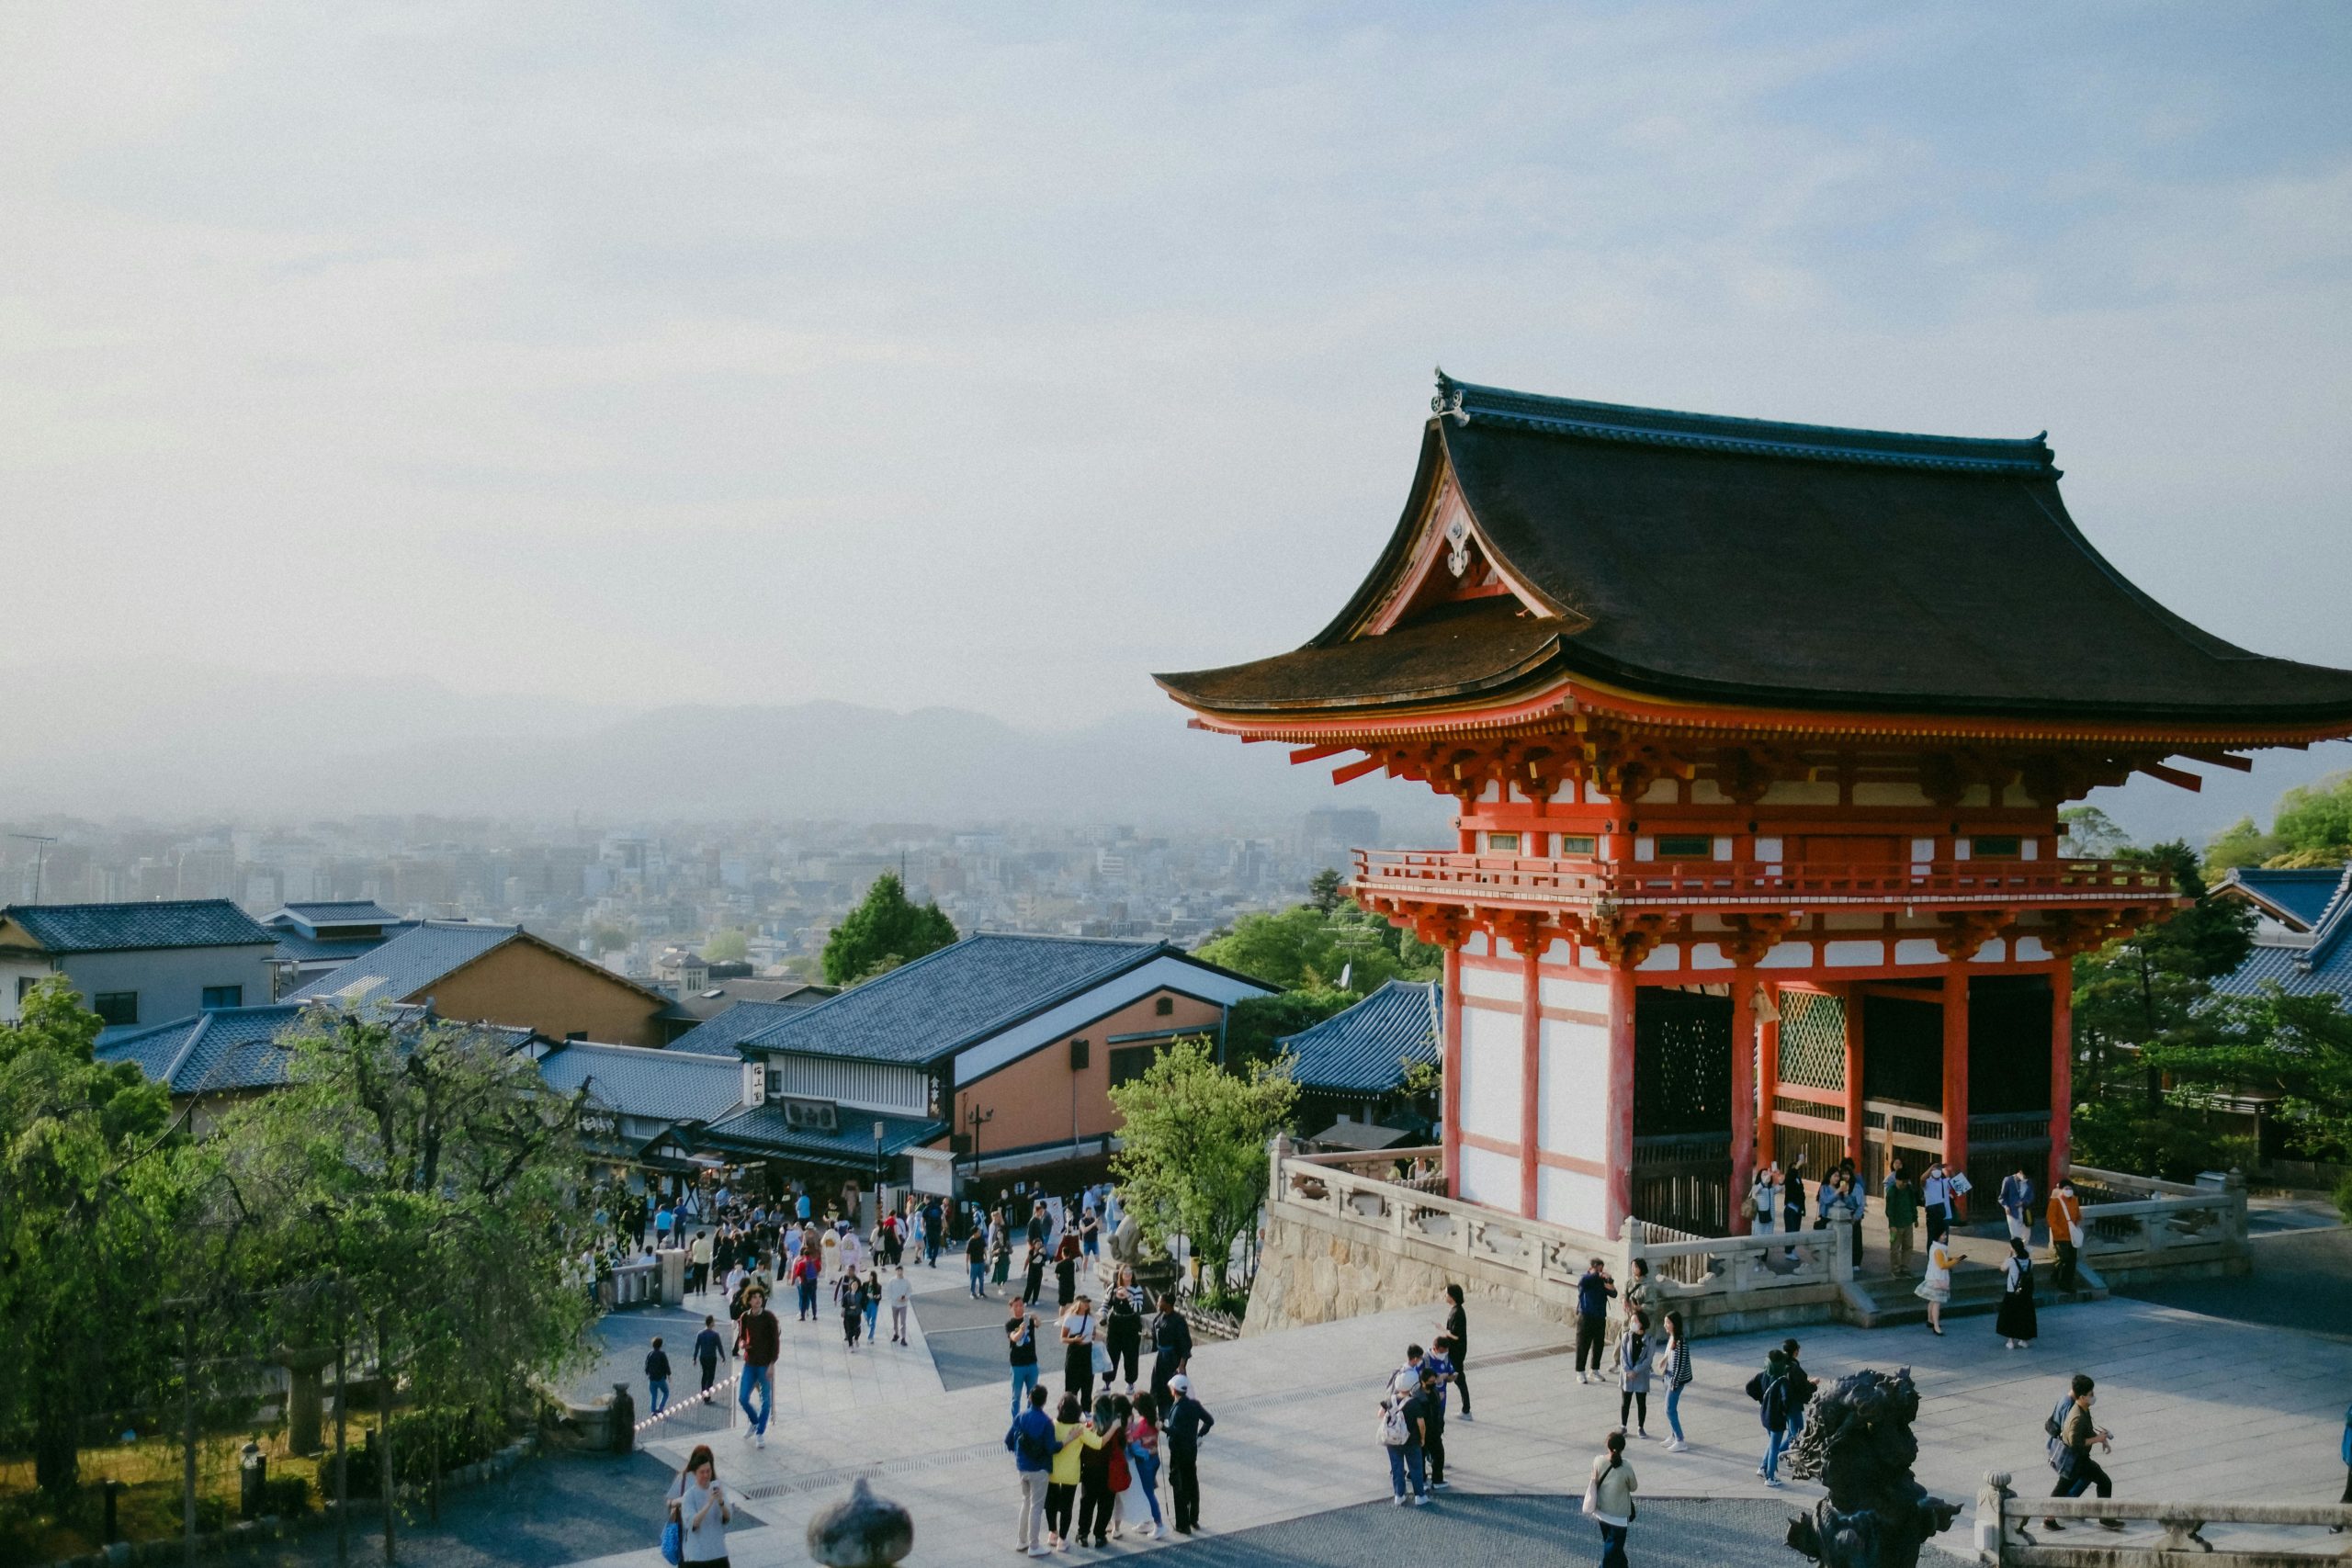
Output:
[2, 900, 275, 953]
[1276, 980, 1441, 1093]
[2213, 864, 2352, 1007]
[740, 933, 1168, 1066]
[536, 1041, 744, 1123]
[96, 1003, 535, 1095]
[696, 1103, 945, 1167]
[669, 998, 831, 1056]
[2217, 867, 2345, 931]
[285, 921, 519, 1003]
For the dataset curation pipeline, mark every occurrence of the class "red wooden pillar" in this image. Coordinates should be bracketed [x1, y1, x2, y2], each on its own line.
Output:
[1606, 964, 1637, 1235]
[1520, 933, 1543, 1219]
[1842, 985, 1866, 1165]
[1756, 985, 1781, 1174]
[1730, 973, 1758, 1204]
[1442, 943, 1464, 1199]
[2049, 962, 2074, 1189]
[1942, 968, 1971, 1214]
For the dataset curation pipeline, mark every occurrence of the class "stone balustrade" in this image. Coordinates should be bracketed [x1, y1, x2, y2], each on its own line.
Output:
[1976, 1470, 2352, 1566]
[2068, 1165, 2249, 1287]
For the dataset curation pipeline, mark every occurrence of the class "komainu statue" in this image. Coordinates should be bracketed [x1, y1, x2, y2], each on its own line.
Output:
[1783, 1368, 1961, 1568]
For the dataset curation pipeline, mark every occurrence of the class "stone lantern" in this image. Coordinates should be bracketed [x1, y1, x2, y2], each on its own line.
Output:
[807, 1477, 913, 1568]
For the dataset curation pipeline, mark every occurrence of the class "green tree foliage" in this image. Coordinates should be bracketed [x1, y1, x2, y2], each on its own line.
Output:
[820, 873, 956, 987]
[2071, 841, 2253, 1104]
[703, 928, 751, 964]
[2058, 806, 2133, 858]
[209, 1010, 596, 1472]
[1195, 904, 1441, 993]
[2205, 772, 2352, 874]
[1107, 1038, 1295, 1305]
[0, 980, 187, 1494]
[1306, 867, 1345, 914]
[2144, 986, 2352, 1161]
[582, 920, 633, 957]
[1222, 988, 1355, 1071]
[2070, 1098, 2255, 1185]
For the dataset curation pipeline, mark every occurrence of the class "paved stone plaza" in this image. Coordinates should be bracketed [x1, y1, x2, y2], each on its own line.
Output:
[239, 1238, 2352, 1568]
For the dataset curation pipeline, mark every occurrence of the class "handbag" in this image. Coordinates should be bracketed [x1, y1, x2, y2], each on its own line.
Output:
[1092, 1339, 1114, 1376]
[660, 1519, 684, 1566]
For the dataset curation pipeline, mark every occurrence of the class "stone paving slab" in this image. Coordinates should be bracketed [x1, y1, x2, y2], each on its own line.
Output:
[586, 1290, 2352, 1568]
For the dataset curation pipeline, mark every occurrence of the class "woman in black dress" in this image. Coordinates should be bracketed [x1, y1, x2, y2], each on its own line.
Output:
[1996, 1235, 2039, 1349]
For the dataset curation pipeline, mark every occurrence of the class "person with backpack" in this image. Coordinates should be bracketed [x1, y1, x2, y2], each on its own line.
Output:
[666, 1444, 732, 1568]
[1424, 1337, 1460, 1485]
[1997, 1236, 2039, 1349]
[2042, 1373, 2121, 1530]
[1583, 1427, 1638, 1568]
[1575, 1258, 1617, 1384]
[1617, 1311, 1655, 1438]
[1658, 1311, 1693, 1451]
[693, 1314, 726, 1404]
[1749, 1347, 1793, 1487]
[1006, 1382, 1064, 1556]
[1378, 1365, 1430, 1506]
[1780, 1339, 1815, 1440]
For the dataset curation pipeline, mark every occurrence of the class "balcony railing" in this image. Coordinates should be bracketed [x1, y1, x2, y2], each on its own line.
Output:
[1351, 849, 2173, 910]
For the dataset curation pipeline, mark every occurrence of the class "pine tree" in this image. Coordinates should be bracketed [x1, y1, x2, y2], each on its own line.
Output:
[820, 873, 958, 986]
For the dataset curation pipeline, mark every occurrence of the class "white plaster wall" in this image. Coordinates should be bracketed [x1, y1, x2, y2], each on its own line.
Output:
[2014, 936, 2052, 962]
[1760, 942, 1815, 969]
[1894, 938, 1943, 965]
[1459, 1002, 1522, 1145]
[1458, 1144, 1520, 1212]
[1460, 964, 1520, 1003]
[1539, 1165, 1609, 1236]
[1537, 1013, 1610, 1162]
[1825, 940, 1883, 966]
[1539, 973, 1606, 1010]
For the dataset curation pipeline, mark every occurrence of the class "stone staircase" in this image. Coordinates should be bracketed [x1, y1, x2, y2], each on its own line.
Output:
[1844, 1258, 2103, 1328]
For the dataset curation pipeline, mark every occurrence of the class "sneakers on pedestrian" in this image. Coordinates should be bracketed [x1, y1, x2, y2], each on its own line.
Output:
[754, 1431, 765, 1449]
[1430, 1480, 1450, 1491]
[1763, 1478, 1783, 1489]
[1411, 1495, 1430, 1506]
[2097, 1520, 2126, 1533]
[1392, 1495, 1408, 1506]
[2042, 1521, 2064, 1532]
[1666, 1439, 1689, 1452]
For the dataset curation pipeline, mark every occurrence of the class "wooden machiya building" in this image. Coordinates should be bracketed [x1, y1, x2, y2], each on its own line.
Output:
[1158, 373, 2352, 1241]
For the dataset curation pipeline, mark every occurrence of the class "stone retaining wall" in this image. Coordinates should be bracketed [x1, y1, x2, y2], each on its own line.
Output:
[1244, 1205, 1591, 1337]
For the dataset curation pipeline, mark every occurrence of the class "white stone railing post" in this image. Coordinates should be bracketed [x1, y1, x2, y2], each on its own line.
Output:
[1974, 1471, 2016, 1562]
[1831, 1216, 1854, 1283]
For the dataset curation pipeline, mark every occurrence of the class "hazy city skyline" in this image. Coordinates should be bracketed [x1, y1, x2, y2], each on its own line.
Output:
[6, 6, 2349, 739]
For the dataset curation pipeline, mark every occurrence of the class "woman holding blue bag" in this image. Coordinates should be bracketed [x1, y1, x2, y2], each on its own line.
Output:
[664, 1445, 733, 1568]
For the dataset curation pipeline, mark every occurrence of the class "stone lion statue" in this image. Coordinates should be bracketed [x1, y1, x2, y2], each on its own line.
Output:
[1783, 1368, 1961, 1568]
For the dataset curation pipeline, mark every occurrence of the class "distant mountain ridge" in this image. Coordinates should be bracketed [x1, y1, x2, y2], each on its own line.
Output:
[0, 669, 1447, 831]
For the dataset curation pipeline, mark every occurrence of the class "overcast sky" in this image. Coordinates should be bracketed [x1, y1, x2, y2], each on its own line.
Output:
[4, 4, 2347, 733]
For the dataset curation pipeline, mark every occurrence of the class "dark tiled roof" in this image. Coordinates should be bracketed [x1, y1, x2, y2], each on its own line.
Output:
[272, 901, 401, 929]
[96, 1003, 535, 1095]
[284, 920, 517, 1003]
[669, 997, 834, 1055]
[2, 900, 275, 953]
[739, 933, 1166, 1066]
[536, 1041, 744, 1123]
[2216, 868, 2346, 932]
[668, 982, 839, 1027]
[1156, 377, 2352, 728]
[695, 1103, 946, 1168]
[1277, 980, 1441, 1093]
[270, 923, 420, 965]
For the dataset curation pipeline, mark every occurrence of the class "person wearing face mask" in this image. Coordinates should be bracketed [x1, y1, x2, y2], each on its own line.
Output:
[2043, 1373, 2120, 1530]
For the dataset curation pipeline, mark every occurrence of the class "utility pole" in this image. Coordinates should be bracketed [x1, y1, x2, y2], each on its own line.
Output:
[9, 832, 57, 902]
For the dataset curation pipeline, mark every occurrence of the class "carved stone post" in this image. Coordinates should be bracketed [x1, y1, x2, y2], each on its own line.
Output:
[1973, 1472, 2016, 1562]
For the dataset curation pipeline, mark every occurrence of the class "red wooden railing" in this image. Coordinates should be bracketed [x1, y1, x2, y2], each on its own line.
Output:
[1350, 849, 2172, 908]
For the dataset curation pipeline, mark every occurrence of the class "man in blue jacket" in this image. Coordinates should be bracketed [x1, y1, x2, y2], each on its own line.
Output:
[1004, 1383, 1062, 1556]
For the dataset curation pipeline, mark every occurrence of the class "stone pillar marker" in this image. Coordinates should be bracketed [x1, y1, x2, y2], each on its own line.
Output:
[276, 1345, 334, 1456]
